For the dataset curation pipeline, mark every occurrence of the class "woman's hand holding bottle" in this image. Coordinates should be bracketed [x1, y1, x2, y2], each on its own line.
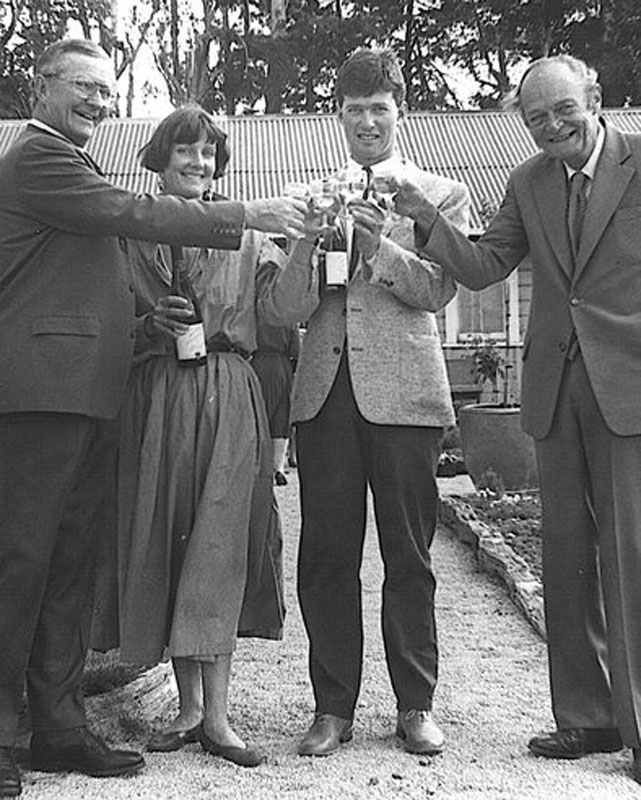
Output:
[149, 295, 196, 339]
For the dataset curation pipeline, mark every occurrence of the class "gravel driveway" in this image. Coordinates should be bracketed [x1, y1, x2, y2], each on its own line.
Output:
[18, 470, 640, 799]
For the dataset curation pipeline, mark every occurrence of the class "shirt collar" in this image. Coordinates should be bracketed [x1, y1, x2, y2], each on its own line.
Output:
[346, 153, 408, 177]
[563, 122, 605, 180]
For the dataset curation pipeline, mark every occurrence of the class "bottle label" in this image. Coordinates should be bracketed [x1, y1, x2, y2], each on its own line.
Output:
[176, 322, 207, 362]
[325, 252, 349, 286]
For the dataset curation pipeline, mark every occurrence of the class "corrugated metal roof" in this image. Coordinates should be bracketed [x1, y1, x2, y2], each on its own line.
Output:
[3, 109, 641, 234]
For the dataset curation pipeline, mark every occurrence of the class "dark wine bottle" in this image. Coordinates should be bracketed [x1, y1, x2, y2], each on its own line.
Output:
[171, 245, 207, 367]
[318, 222, 349, 293]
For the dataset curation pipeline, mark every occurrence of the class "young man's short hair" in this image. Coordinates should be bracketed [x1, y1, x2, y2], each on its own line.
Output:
[335, 48, 406, 108]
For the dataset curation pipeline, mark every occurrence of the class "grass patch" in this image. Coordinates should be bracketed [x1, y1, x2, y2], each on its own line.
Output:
[83, 650, 147, 697]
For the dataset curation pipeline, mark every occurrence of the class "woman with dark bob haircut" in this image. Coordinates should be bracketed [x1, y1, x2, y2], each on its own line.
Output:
[107, 105, 322, 766]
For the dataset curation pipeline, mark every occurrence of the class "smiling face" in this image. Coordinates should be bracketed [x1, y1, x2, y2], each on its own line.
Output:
[520, 61, 602, 170]
[160, 137, 216, 199]
[34, 52, 115, 146]
[338, 91, 404, 167]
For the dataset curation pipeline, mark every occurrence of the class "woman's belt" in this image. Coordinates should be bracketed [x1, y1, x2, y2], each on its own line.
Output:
[206, 336, 251, 360]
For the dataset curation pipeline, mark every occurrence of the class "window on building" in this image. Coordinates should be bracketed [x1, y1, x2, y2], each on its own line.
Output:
[444, 270, 520, 345]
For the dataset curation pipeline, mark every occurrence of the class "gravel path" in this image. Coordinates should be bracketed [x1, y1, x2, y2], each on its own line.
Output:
[19, 470, 640, 799]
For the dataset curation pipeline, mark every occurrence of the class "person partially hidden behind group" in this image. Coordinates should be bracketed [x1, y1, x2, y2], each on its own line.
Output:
[100, 105, 324, 768]
[251, 316, 300, 486]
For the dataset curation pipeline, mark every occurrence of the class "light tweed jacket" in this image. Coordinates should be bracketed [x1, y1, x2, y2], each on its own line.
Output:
[268, 159, 470, 428]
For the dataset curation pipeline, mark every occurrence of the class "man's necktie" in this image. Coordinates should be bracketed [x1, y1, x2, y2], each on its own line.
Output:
[567, 171, 589, 260]
[348, 166, 374, 278]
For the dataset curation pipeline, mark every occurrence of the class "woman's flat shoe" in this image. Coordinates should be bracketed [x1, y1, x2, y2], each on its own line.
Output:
[198, 726, 265, 767]
[147, 725, 200, 752]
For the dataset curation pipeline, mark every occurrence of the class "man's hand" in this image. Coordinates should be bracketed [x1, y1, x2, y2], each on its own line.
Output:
[385, 177, 439, 227]
[244, 197, 307, 239]
[149, 295, 194, 339]
[348, 198, 386, 261]
[301, 202, 328, 243]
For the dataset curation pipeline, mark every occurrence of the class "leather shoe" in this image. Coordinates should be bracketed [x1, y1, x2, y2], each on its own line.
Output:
[298, 713, 353, 757]
[396, 710, 444, 755]
[30, 727, 145, 777]
[528, 728, 623, 759]
[147, 725, 200, 753]
[198, 725, 265, 767]
[0, 747, 21, 798]
[633, 749, 641, 784]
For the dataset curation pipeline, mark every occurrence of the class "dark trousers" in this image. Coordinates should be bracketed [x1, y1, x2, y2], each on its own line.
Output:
[536, 354, 641, 746]
[296, 356, 442, 719]
[0, 413, 116, 746]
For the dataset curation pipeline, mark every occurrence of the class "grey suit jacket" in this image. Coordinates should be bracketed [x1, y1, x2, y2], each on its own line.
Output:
[421, 121, 641, 439]
[269, 161, 470, 427]
[0, 125, 245, 419]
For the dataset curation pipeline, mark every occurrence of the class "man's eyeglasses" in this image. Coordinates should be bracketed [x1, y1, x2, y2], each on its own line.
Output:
[41, 74, 116, 104]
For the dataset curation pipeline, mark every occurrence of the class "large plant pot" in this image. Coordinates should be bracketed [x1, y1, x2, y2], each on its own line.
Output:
[458, 404, 538, 492]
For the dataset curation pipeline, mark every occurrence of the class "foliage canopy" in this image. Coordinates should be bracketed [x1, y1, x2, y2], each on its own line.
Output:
[1, 0, 640, 118]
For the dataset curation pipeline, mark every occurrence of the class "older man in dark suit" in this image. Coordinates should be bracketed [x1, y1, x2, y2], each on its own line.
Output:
[0, 38, 305, 797]
[392, 54, 641, 786]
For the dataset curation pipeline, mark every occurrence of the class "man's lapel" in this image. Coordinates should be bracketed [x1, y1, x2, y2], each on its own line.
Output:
[532, 157, 573, 279]
[574, 124, 634, 280]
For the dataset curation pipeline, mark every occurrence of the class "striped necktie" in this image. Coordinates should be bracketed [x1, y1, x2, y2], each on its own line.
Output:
[567, 171, 589, 260]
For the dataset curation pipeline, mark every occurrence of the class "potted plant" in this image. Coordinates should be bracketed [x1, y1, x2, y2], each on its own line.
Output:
[457, 332, 538, 493]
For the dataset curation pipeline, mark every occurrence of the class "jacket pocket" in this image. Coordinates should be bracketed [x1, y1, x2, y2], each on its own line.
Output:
[30, 315, 100, 337]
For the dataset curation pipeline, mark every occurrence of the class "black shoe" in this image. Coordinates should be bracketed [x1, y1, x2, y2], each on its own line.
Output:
[147, 725, 200, 753]
[0, 747, 21, 797]
[30, 727, 145, 777]
[198, 725, 265, 767]
[297, 713, 353, 757]
[528, 728, 623, 759]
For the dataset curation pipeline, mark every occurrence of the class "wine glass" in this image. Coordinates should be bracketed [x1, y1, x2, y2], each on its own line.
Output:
[283, 180, 310, 201]
[309, 177, 339, 224]
[371, 174, 397, 216]
[337, 167, 367, 214]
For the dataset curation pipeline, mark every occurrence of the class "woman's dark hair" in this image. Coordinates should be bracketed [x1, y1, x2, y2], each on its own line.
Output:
[139, 105, 230, 179]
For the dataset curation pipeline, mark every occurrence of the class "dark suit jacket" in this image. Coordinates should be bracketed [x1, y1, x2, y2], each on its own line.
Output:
[421, 121, 641, 439]
[0, 124, 245, 419]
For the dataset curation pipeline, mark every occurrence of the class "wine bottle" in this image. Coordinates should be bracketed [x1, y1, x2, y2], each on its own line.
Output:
[171, 245, 207, 367]
[318, 221, 349, 292]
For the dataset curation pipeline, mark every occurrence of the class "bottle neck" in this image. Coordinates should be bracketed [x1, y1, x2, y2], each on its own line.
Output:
[323, 220, 347, 252]
[170, 246, 201, 322]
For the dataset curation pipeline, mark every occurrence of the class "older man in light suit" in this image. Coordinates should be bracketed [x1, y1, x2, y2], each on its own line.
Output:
[269, 48, 469, 757]
[0, 38, 305, 797]
[393, 54, 641, 785]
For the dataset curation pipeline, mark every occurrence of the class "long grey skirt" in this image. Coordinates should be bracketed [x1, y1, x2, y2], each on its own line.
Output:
[112, 351, 284, 664]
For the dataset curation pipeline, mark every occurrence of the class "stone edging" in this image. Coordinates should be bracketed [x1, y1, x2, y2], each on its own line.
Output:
[438, 496, 546, 641]
[87, 660, 176, 741]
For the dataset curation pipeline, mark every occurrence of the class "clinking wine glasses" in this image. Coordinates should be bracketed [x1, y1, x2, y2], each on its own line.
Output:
[371, 174, 396, 216]
[309, 177, 341, 226]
